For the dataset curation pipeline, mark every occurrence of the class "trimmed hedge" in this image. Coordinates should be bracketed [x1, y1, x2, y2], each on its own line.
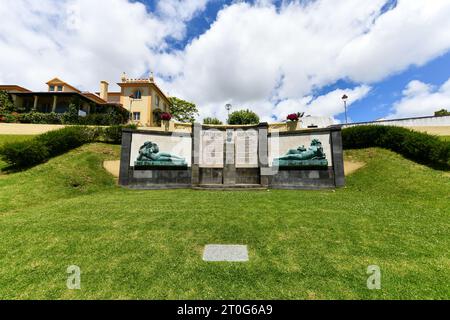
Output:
[0, 126, 98, 168]
[2, 111, 129, 125]
[0, 124, 137, 169]
[342, 125, 450, 169]
[102, 124, 137, 144]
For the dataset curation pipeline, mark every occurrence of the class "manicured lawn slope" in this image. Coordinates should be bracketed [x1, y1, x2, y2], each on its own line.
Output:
[0, 144, 449, 299]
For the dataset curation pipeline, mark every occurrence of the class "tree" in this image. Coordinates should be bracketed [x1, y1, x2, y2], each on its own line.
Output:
[435, 109, 450, 116]
[0, 91, 15, 114]
[203, 117, 223, 125]
[227, 109, 260, 125]
[169, 97, 199, 123]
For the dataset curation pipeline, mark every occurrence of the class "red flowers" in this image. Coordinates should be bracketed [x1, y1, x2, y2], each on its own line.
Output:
[160, 112, 172, 121]
[286, 113, 299, 121]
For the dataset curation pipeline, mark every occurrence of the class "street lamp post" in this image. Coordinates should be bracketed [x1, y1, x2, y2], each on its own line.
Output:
[225, 103, 232, 123]
[342, 94, 349, 124]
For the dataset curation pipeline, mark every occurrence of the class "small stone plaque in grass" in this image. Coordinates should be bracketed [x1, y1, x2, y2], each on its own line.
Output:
[203, 245, 249, 262]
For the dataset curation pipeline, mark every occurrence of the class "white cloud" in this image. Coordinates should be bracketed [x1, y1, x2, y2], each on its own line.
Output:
[0, 0, 207, 91]
[389, 78, 450, 118]
[162, 0, 450, 121]
[273, 85, 371, 121]
[1, 0, 450, 122]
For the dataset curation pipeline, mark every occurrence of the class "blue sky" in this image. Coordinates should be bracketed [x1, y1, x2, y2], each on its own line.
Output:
[1, 0, 450, 123]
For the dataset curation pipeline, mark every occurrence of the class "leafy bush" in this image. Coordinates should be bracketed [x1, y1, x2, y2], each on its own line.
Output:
[102, 124, 137, 144]
[14, 110, 127, 126]
[435, 109, 450, 116]
[0, 126, 98, 168]
[0, 90, 15, 114]
[0, 140, 49, 168]
[62, 103, 79, 124]
[227, 109, 260, 125]
[18, 112, 63, 124]
[203, 117, 223, 125]
[3, 113, 19, 123]
[342, 125, 450, 169]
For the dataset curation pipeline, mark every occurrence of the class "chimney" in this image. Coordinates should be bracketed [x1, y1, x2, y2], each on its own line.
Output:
[100, 81, 109, 101]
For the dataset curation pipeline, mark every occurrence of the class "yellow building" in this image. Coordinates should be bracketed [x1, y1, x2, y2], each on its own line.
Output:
[1, 74, 172, 128]
[99, 73, 172, 127]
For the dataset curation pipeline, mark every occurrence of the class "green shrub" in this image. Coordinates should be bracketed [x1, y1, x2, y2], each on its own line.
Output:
[18, 112, 63, 124]
[102, 124, 137, 144]
[0, 126, 98, 168]
[4, 113, 19, 123]
[342, 125, 450, 169]
[227, 109, 260, 125]
[203, 117, 223, 125]
[0, 140, 49, 168]
[15, 111, 128, 126]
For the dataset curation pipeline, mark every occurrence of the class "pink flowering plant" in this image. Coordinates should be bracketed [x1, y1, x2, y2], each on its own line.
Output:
[287, 113, 299, 121]
[160, 112, 172, 121]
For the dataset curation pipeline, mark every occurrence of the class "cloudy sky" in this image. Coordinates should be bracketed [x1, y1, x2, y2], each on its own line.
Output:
[1, 0, 450, 123]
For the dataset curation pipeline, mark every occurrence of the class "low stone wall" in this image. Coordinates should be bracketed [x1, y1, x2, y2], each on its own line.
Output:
[119, 124, 346, 190]
[269, 168, 335, 189]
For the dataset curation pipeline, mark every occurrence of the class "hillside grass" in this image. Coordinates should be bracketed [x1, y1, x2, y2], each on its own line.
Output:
[0, 141, 449, 299]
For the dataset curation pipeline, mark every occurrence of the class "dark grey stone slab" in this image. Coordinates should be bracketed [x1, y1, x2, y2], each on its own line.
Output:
[119, 131, 132, 186]
[199, 168, 223, 184]
[269, 168, 335, 189]
[236, 168, 260, 184]
[331, 130, 345, 187]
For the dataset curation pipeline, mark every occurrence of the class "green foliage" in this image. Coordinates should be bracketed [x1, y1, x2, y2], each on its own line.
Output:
[3, 113, 19, 123]
[0, 139, 49, 168]
[0, 91, 15, 114]
[227, 109, 260, 125]
[203, 117, 223, 125]
[102, 124, 137, 144]
[62, 102, 79, 124]
[169, 97, 199, 123]
[11, 110, 128, 126]
[18, 112, 62, 124]
[342, 125, 450, 169]
[0, 126, 98, 168]
[434, 109, 450, 116]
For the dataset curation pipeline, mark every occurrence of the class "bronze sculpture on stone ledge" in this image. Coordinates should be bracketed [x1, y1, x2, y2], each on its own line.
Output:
[273, 139, 328, 167]
[135, 141, 187, 168]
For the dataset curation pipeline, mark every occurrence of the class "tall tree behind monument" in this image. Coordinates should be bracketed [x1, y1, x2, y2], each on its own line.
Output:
[169, 97, 199, 123]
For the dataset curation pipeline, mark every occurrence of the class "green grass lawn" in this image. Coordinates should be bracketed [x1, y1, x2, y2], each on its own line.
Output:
[440, 135, 450, 142]
[0, 141, 449, 299]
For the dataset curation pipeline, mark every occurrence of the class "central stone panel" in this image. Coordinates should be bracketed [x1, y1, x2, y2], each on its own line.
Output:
[198, 126, 261, 186]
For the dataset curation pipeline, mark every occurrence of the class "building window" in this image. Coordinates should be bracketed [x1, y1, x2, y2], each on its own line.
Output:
[156, 95, 160, 107]
[132, 90, 142, 99]
[133, 112, 141, 121]
[57, 85, 63, 92]
[49, 85, 55, 92]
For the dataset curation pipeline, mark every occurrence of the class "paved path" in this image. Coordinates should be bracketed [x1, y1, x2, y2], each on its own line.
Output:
[0, 123, 65, 135]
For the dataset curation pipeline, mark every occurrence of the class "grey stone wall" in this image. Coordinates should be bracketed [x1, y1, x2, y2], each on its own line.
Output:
[118, 125, 345, 190]
[269, 168, 335, 189]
